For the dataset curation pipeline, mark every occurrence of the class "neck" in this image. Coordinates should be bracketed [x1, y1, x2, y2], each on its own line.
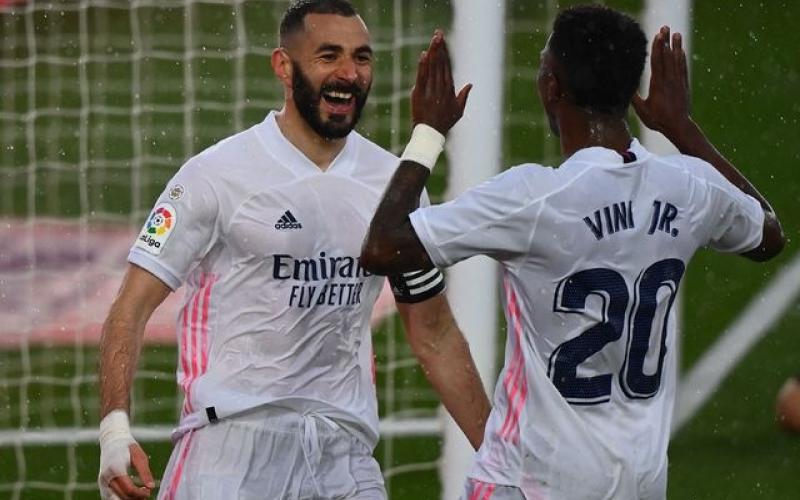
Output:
[557, 107, 633, 159]
[274, 104, 347, 171]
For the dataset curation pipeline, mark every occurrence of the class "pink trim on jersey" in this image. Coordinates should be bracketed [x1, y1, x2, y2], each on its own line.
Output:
[188, 274, 205, 409]
[162, 430, 195, 500]
[469, 479, 497, 500]
[178, 303, 191, 415]
[178, 274, 217, 416]
[200, 275, 215, 374]
[498, 277, 528, 444]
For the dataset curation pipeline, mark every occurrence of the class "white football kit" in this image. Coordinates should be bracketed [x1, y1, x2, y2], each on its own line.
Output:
[410, 139, 764, 500]
[129, 112, 412, 498]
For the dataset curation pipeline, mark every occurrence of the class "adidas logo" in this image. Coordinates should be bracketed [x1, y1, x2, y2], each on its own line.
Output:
[275, 210, 303, 230]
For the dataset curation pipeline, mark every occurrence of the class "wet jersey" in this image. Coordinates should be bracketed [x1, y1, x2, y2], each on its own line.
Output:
[129, 112, 414, 449]
[410, 139, 764, 499]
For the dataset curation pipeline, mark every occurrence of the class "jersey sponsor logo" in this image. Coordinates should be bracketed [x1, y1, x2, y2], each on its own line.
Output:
[272, 252, 372, 281]
[134, 202, 176, 256]
[288, 282, 364, 308]
[272, 252, 372, 308]
[274, 210, 302, 230]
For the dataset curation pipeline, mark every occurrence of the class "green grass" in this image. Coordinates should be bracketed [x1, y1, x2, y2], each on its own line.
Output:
[1, 0, 799, 498]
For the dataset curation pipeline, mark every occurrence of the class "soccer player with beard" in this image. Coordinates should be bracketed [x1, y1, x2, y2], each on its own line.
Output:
[96, 1, 490, 499]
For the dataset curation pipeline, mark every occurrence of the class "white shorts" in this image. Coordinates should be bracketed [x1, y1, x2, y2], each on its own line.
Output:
[462, 470, 666, 500]
[157, 405, 385, 500]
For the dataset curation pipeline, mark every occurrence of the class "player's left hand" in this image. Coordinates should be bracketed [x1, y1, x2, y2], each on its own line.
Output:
[411, 30, 472, 135]
[99, 438, 154, 499]
[633, 26, 691, 139]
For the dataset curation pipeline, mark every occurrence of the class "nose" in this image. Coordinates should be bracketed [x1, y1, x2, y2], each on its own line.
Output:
[335, 57, 358, 82]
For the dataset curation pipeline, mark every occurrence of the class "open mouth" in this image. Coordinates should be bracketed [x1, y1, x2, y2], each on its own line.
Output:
[321, 89, 357, 115]
[322, 90, 354, 105]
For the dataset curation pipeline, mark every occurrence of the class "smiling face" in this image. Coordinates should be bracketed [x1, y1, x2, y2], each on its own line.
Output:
[281, 13, 373, 139]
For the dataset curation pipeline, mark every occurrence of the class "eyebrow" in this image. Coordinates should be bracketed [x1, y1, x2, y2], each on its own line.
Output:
[315, 43, 373, 56]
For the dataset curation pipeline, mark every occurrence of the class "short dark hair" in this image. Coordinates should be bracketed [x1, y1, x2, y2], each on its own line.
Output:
[549, 4, 647, 116]
[280, 0, 358, 45]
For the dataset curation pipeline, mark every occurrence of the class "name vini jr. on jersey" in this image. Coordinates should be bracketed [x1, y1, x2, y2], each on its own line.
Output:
[273, 252, 370, 308]
[583, 199, 680, 240]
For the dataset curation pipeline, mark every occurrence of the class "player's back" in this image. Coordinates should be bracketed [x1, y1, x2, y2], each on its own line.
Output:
[459, 139, 764, 499]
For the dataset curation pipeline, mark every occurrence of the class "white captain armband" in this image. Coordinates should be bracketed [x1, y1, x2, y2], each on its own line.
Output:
[388, 267, 446, 303]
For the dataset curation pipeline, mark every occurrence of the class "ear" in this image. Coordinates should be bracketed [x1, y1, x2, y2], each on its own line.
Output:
[543, 71, 562, 105]
[271, 48, 293, 86]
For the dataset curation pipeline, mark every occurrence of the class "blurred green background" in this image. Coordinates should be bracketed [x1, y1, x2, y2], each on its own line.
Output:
[1, 0, 798, 498]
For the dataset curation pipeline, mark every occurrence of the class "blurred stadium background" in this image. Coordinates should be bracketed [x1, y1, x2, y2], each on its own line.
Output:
[1, 0, 798, 498]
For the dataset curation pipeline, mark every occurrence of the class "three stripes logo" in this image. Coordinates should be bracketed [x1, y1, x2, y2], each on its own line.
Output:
[275, 210, 303, 230]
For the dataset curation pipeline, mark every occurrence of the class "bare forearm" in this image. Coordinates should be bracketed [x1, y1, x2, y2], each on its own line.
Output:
[671, 119, 773, 212]
[364, 29, 470, 275]
[99, 305, 146, 418]
[361, 160, 433, 274]
[668, 119, 785, 259]
[99, 265, 170, 418]
[400, 297, 491, 449]
[412, 327, 490, 449]
[636, 28, 784, 262]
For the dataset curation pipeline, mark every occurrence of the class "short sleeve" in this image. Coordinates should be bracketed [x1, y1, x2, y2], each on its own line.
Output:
[128, 160, 220, 290]
[410, 165, 549, 267]
[704, 184, 764, 253]
[680, 156, 765, 254]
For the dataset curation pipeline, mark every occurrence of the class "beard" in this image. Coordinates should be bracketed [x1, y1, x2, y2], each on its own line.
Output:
[291, 61, 370, 139]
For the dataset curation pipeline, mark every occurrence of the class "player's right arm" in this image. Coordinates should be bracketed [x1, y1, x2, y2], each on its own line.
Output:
[98, 264, 169, 499]
[361, 30, 471, 274]
[389, 269, 491, 449]
[633, 26, 784, 261]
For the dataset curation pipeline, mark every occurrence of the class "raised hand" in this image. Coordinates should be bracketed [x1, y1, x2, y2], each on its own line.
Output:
[633, 26, 691, 139]
[411, 30, 472, 135]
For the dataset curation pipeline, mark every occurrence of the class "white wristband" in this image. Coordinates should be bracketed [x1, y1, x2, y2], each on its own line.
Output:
[401, 124, 445, 171]
[99, 409, 133, 445]
[98, 409, 137, 498]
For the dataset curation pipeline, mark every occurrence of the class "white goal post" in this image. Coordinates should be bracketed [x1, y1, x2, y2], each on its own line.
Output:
[440, 0, 505, 497]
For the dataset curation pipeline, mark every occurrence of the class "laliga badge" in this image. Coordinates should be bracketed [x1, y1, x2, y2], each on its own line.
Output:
[135, 202, 177, 256]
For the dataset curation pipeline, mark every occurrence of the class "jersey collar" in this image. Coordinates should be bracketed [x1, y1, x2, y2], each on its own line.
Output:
[564, 138, 651, 167]
[256, 111, 358, 176]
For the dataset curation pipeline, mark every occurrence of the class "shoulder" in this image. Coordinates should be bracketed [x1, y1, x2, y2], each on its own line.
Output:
[193, 124, 268, 172]
[347, 131, 400, 187]
[508, 162, 556, 179]
[352, 131, 399, 168]
[453, 163, 559, 209]
[169, 129, 262, 201]
[656, 153, 710, 173]
[654, 153, 732, 189]
[501, 162, 567, 196]
[180, 122, 285, 191]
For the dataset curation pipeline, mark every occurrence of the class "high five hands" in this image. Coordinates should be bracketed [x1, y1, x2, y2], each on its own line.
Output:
[632, 26, 692, 139]
[412, 30, 472, 135]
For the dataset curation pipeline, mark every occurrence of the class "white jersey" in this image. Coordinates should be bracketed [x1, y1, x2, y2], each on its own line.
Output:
[410, 139, 764, 499]
[130, 112, 408, 449]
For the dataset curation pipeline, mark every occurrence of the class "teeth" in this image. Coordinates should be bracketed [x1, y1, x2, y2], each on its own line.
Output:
[324, 91, 353, 100]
